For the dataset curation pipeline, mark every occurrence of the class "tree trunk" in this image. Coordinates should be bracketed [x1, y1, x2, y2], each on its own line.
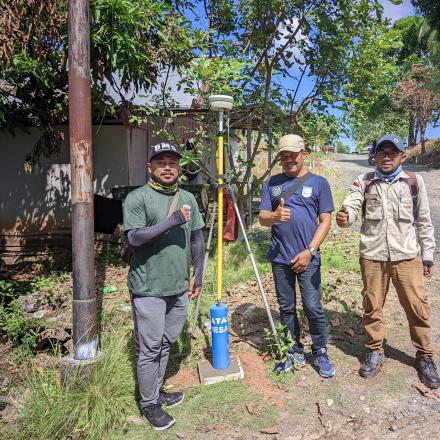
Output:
[420, 122, 426, 156]
[408, 116, 416, 147]
[414, 118, 420, 147]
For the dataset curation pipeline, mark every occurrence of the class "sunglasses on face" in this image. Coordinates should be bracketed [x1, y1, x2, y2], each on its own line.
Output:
[374, 151, 402, 159]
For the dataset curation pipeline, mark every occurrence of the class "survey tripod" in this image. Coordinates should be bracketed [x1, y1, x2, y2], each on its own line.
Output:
[190, 118, 280, 355]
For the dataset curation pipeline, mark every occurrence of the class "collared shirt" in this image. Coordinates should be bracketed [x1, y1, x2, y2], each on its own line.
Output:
[343, 170, 435, 262]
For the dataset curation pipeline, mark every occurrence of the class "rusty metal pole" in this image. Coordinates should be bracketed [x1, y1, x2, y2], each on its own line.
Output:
[68, 0, 97, 360]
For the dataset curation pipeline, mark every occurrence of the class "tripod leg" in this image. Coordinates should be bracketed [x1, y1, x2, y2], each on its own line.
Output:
[228, 189, 281, 351]
[190, 202, 217, 338]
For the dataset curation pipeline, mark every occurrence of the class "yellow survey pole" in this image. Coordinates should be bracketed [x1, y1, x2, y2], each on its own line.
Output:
[216, 110, 224, 304]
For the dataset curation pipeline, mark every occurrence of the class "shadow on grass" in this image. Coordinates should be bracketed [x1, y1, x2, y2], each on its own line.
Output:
[324, 306, 365, 360]
[325, 304, 417, 369]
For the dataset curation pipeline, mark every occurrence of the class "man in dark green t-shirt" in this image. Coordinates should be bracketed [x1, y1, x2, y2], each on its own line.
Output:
[123, 142, 205, 431]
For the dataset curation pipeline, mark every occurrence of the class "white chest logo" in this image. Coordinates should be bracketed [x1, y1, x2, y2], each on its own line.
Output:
[302, 186, 313, 198]
[272, 186, 282, 197]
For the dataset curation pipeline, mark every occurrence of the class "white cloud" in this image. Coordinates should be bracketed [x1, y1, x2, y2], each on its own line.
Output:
[381, 0, 415, 23]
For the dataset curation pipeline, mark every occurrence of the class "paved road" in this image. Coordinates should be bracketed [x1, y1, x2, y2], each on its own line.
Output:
[333, 153, 440, 262]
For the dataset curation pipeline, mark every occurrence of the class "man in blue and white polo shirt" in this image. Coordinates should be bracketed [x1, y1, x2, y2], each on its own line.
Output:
[259, 134, 335, 377]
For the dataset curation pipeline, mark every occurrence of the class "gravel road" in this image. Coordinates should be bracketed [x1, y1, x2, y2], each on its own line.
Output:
[333, 153, 440, 262]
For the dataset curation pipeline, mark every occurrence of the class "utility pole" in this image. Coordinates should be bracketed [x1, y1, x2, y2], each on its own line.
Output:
[68, 0, 97, 361]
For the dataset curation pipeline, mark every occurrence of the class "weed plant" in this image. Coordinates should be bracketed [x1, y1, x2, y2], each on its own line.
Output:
[263, 322, 294, 361]
[0, 280, 43, 358]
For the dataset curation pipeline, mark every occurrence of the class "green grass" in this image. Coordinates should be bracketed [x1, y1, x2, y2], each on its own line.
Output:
[15, 317, 138, 440]
[14, 308, 276, 440]
[321, 190, 361, 273]
[14, 305, 275, 440]
[110, 381, 276, 440]
[203, 231, 272, 294]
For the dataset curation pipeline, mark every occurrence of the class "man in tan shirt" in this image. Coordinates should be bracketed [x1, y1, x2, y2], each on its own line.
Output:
[336, 134, 439, 389]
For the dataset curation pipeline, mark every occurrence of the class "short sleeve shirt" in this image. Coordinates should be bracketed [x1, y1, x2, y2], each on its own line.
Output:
[259, 173, 334, 266]
[123, 185, 204, 296]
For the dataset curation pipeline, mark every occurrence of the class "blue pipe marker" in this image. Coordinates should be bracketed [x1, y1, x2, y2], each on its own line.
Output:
[210, 303, 229, 369]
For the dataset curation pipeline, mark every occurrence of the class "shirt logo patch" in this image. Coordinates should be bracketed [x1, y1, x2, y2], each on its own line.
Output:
[272, 186, 282, 197]
[351, 180, 361, 192]
[302, 186, 312, 198]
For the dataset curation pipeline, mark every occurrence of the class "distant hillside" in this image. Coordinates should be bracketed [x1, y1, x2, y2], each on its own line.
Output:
[406, 138, 440, 166]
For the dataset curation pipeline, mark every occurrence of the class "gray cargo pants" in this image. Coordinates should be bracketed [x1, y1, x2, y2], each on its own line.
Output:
[131, 292, 188, 408]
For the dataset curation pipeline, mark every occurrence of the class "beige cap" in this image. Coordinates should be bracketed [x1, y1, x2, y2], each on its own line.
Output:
[278, 134, 305, 154]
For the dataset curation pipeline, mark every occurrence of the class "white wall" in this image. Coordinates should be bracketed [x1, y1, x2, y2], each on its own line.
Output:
[0, 125, 129, 234]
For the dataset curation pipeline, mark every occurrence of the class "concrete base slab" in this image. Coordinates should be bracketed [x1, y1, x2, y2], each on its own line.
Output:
[198, 355, 245, 385]
[60, 351, 103, 386]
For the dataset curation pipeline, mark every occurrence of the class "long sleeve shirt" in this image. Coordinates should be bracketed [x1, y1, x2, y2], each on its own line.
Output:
[342, 170, 435, 262]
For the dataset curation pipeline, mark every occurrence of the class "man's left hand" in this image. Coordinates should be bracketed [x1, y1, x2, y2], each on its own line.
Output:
[291, 250, 312, 273]
[424, 265, 434, 277]
[188, 276, 201, 298]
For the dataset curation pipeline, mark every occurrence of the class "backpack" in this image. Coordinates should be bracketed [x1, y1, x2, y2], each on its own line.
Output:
[362, 171, 418, 221]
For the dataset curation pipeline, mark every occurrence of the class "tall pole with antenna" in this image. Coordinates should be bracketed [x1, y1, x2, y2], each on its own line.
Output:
[208, 95, 233, 370]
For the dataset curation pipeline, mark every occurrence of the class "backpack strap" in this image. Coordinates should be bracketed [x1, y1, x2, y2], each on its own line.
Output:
[361, 172, 376, 219]
[405, 171, 418, 222]
[360, 170, 419, 222]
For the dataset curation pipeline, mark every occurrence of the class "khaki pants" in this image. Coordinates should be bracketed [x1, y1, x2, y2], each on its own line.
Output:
[360, 257, 433, 357]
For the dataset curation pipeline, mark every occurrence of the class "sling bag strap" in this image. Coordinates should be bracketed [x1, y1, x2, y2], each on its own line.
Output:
[272, 172, 313, 211]
[121, 190, 180, 264]
[168, 190, 180, 217]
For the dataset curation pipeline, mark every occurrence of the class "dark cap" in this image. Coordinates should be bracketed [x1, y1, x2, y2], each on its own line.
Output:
[376, 134, 405, 152]
[149, 142, 182, 161]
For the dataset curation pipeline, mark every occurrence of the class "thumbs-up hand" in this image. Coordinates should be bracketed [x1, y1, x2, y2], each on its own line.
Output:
[336, 205, 349, 228]
[272, 198, 291, 223]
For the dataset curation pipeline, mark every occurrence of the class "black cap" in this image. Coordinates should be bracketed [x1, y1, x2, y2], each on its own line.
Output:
[149, 142, 182, 161]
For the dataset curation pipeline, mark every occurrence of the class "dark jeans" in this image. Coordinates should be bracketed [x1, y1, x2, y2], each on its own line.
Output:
[272, 262, 327, 351]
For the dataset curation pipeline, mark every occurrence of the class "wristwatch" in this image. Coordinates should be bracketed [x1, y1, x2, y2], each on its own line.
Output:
[307, 246, 317, 257]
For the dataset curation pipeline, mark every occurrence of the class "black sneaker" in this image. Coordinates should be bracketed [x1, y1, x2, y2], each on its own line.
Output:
[416, 356, 440, 389]
[359, 351, 385, 378]
[158, 391, 185, 408]
[143, 404, 175, 431]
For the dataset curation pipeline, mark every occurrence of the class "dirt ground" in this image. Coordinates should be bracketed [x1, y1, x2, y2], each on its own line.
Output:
[3, 154, 440, 439]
